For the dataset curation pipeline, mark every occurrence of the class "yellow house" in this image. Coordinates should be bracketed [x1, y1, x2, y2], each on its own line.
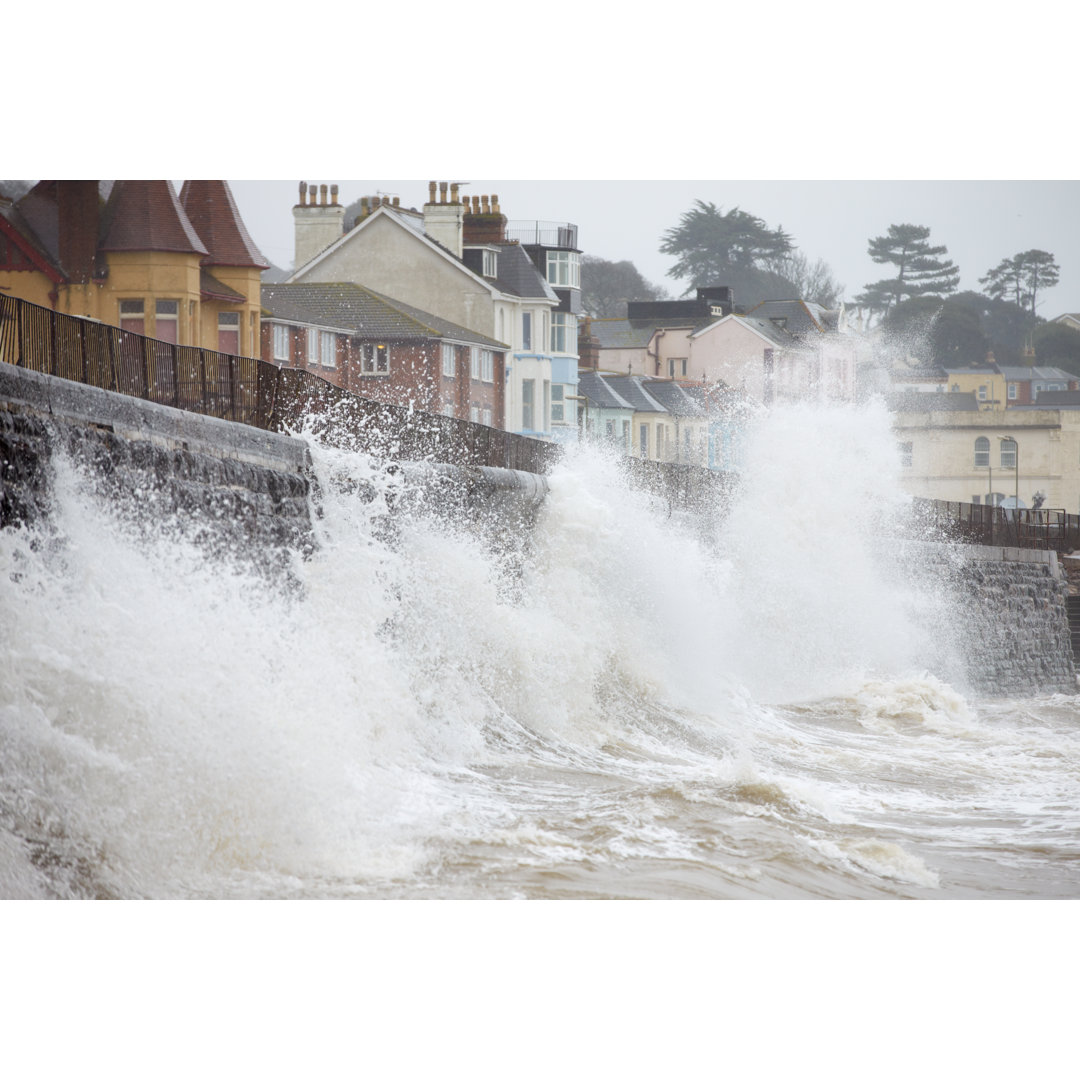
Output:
[0, 180, 266, 356]
[942, 359, 1007, 410]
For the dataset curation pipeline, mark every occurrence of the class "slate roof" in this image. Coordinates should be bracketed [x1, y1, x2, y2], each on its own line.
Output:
[996, 365, 1075, 382]
[887, 391, 980, 412]
[588, 315, 709, 350]
[99, 181, 207, 255]
[492, 242, 558, 302]
[201, 270, 246, 303]
[179, 181, 268, 269]
[641, 378, 707, 417]
[1028, 390, 1080, 408]
[577, 371, 636, 411]
[260, 282, 507, 348]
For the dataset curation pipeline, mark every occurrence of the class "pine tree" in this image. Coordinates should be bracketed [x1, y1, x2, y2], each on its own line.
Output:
[858, 223, 960, 312]
[980, 250, 1059, 317]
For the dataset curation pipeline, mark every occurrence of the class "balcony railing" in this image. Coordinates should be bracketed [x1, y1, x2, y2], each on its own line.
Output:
[505, 220, 579, 249]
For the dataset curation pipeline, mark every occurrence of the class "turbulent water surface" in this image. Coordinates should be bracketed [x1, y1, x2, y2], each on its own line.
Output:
[2, 402, 1078, 900]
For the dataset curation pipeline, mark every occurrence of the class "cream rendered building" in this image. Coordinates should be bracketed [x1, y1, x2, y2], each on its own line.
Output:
[894, 403, 1080, 511]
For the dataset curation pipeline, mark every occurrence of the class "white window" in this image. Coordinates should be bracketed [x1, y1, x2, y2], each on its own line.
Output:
[155, 299, 178, 344]
[470, 347, 481, 380]
[1000, 440, 1017, 469]
[521, 379, 535, 430]
[273, 324, 290, 362]
[974, 437, 990, 468]
[361, 343, 389, 375]
[1008, 382, 1018, 400]
[320, 331, 336, 368]
[481, 349, 494, 382]
[639, 423, 649, 459]
[307, 328, 319, 365]
[550, 312, 575, 354]
[482, 249, 497, 277]
[899, 441, 913, 467]
[119, 299, 144, 335]
[469, 404, 480, 423]
[546, 250, 580, 288]
[218, 310, 240, 354]
[482, 406, 492, 426]
[442, 343, 456, 378]
[441, 403, 455, 418]
[978, 385, 987, 401]
[522, 312, 532, 351]
[551, 383, 565, 423]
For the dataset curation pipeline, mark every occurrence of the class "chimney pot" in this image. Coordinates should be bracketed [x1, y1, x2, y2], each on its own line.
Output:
[450, 183, 460, 203]
[428, 181, 437, 203]
[393, 196, 399, 207]
[331, 184, 339, 205]
[439, 181, 448, 204]
[299, 181, 307, 205]
[320, 184, 328, 206]
[481, 195, 490, 214]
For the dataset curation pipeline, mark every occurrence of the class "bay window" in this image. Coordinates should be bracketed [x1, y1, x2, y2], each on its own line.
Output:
[546, 250, 580, 288]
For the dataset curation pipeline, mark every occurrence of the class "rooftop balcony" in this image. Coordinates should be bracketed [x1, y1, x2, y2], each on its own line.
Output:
[506, 220, 579, 250]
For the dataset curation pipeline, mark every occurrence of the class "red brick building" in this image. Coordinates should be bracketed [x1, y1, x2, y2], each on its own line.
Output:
[260, 281, 506, 426]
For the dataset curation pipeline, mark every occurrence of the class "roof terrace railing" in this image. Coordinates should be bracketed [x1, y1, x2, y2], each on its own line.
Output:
[505, 221, 579, 249]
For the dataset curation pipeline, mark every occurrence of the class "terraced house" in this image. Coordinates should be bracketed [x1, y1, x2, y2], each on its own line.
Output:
[260, 281, 505, 426]
[282, 181, 581, 437]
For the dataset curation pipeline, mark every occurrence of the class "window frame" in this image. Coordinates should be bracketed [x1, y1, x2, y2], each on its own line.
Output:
[272, 323, 290, 362]
[361, 342, 390, 376]
[974, 436, 990, 468]
[545, 250, 580, 288]
[441, 342, 456, 378]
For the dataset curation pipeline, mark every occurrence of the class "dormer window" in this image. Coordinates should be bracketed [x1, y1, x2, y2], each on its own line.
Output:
[482, 249, 498, 277]
[770, 316, 787, 329]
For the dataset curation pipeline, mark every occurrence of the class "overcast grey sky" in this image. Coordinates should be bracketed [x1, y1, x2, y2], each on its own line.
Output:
[230, 179, 1079, 316]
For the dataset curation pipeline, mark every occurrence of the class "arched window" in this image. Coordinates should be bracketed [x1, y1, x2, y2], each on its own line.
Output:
[974, 437, 990, 467]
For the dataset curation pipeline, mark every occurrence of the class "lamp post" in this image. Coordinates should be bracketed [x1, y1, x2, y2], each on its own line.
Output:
[999, 436, 1019, 509]
[999, 436, 1019, 543]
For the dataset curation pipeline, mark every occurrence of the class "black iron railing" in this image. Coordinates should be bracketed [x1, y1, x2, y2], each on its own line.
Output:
[0, 294, 561, 475]
[911, 497, 1080, 553]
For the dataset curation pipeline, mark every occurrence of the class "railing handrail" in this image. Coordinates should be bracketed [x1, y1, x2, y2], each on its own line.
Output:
[0, 293, 561, 476]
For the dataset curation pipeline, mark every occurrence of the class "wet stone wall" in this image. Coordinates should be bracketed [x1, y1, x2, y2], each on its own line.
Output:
[911, 542, 1078, 698]
[1, 364, 314, 573]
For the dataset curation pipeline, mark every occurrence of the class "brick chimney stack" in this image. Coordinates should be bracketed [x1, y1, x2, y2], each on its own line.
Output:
[463, 192, 507, 246]
[293, 179, 345, 269]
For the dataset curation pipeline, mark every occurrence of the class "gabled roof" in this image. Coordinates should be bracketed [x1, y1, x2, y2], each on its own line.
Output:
[640, 379, 707, 417]
[0, 197, 65, 282]
[746, 299, 836, 336]
[261, 281, 507, 349]
[179, 181, 268, 269]
[99, 181, 207, 255]
[577, 370, 637, 411]
[691, 312, 792, 348]
[588, 315, 705, 350]
[287, 204, 502, 298]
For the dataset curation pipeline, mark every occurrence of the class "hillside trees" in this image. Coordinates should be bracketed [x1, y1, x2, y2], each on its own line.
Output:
[580, 256, 669, 317]
[658, 200, 841, 309]
[856, 223, 960, 317]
